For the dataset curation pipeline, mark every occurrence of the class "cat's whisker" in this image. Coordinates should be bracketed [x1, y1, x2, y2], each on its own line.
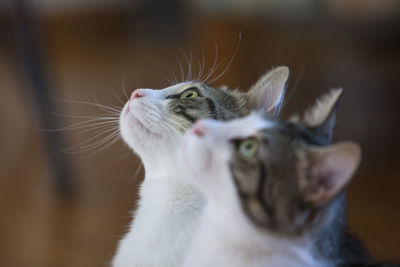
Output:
[112, 89, 126, 106]
[208, 32, 241, 84]
[188, 45, 193, 81]
[71, 123, 119, 136]
[130, 161, 143, 185]
[51, 112, 119, 120]
[160, 68, 178, 86]
[68, 130, 120, 155]
[168, 113, 192, 125]
[202, 40, 219, 83]
[158, 73, 175, 86]
[166, 67, 178, 85]
[161, 119, 183, 135]
[52, 98, 121, 114]
[122, 73, 130, 101]
[82, 133, 121, 158]
[194, 42, 206, 82]
[162, 116, 188, 131]
[179, 46, 191, 82]
[93, 96, 123, 114]
[171, 51, 185, 83]
[42, 118, 115, 131]
[46, 119, 118, 132]
[203, 58, 228, 84]
[195, 58, 203, 83]
[66, 127, 120, 151]
[157, 120, 176, 137]
[168, 114, 192, 131]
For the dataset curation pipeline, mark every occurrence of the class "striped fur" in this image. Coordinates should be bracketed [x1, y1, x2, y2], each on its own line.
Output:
[179, 90, 375, 267]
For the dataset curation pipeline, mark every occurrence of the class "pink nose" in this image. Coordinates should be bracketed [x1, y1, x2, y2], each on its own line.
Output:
[131, 90, 143, 100]
[191, 121, 206, 137]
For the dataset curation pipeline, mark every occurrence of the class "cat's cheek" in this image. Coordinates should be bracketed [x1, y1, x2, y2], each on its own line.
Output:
[180, 135, 212, 181]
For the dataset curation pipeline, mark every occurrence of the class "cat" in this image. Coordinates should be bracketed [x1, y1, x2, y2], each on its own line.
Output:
[179, 88, 383, 267]
[113, 66, 289, 267]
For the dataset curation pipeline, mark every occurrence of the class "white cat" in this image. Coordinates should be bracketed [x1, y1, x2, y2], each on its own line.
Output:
[113, 67, 289, 267]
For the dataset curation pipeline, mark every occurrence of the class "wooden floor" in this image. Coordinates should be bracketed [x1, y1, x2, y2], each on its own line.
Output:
[0, 12, 399, 267]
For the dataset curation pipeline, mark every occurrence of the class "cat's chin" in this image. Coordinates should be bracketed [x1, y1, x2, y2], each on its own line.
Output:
[120, 111, 185, 163]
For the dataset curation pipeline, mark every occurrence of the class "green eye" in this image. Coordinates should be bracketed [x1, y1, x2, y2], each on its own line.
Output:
[180, 89, 199, 99]
[238, 138, 259, 157]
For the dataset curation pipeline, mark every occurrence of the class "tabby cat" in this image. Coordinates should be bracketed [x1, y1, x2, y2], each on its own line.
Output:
[179, 89, 388, 267]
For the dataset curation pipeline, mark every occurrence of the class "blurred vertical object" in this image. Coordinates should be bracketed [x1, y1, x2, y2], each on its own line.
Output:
[9, 0, 76, 197]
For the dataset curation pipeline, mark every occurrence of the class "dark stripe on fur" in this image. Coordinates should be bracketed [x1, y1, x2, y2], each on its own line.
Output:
[256, 162, 275, 228]
[174, 105, 197, 123]
[206, 97, 217, 119]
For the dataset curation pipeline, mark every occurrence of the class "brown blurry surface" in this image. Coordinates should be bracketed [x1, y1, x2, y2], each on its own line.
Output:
[0, 3, 399, 267]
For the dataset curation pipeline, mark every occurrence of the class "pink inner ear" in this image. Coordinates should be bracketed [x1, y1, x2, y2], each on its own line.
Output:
[305, 143, 361, 206]
[247, 66, 288, 113]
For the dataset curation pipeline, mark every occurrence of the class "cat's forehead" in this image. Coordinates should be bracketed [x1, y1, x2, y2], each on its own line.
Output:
[162, 82, 209, 94]
[224, 112, 275, 138]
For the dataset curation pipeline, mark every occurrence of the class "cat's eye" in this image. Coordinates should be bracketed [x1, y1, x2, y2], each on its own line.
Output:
[238, 138, 259, 157]
[180, 89, 199, 99]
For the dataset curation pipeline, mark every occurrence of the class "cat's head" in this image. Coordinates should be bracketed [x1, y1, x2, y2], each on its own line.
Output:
[119, 67, 289, 160]
[179, 88, 361, 236]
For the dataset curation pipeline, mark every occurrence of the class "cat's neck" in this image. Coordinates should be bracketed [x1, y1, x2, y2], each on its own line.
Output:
[311, 193, 348, 263]
[199, 204, 328, 267]
[139, 148, 187, 184]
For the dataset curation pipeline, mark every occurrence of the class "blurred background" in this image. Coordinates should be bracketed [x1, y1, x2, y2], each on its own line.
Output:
[0, 0, 399, 266]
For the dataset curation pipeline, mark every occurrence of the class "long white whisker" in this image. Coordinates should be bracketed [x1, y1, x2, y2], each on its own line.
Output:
[167, 113, 192, 128]
[179, 47, 191, 82]
[208, 32, 242, 84]
[112, 90, 126, 106]
[188, 45, 193, 81]
[163, 116, 187, 131]
[70, 123, 119, 136]
[51, 112, 119, 120]
[44, 119, 118, 132]
[158, 73, 174, 86]
[122, 73, 130, 100]
[163, 118, 183, 136]
[199, 42, 206, 82]
[166, 67, 178, 85]
[202, 40, 219, 83]
[195, 58, 202, 82]
[203, 59, 226, 84]
[171, 51, 185, 83]
[81, 132, 121, 156]
[67, 127, 120, 150]
[93, 94, 123, 114]
[52, 98, 121, 114]
[130, 161, 143, 185]
[67, 131, 120, 156]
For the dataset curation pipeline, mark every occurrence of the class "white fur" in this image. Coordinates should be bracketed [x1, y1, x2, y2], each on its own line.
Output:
[113, 83, 205, 267]
[113, 66, 288, 266]
[179, 114, 333, 267]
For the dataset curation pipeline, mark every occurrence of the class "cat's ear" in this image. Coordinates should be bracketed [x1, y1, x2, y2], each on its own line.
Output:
[301, 142, 361, 206]
[218, 85, 229, 91]
[291, 88, 343, 144]
[246, 66, 289, 115]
